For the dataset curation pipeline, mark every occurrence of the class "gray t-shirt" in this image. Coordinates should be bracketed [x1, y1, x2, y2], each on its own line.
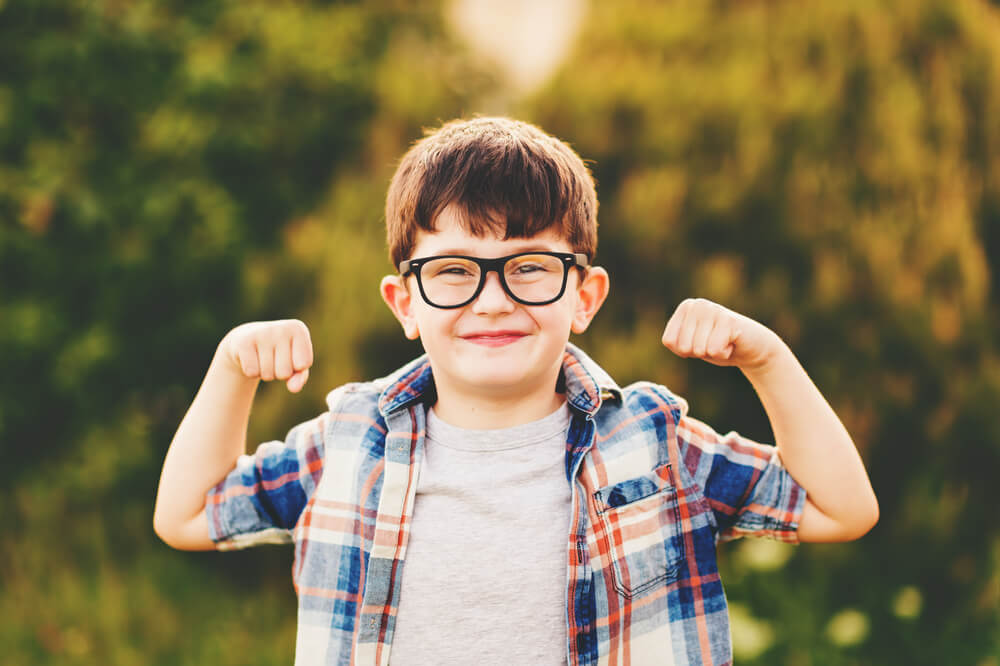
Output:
[389, 402, 573, 665]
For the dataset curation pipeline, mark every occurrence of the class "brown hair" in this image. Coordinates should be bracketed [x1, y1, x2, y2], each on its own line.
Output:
[385, 117, 598, 268]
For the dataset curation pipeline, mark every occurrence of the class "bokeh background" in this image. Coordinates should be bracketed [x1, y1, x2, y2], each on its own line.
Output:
[2, 0, 999, 663]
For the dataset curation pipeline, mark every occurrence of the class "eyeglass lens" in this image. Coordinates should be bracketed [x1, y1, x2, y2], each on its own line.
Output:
[419, 254, 566, 306]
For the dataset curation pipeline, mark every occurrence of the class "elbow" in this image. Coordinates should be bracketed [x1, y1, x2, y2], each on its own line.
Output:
[153, 508, 188, 550]
[862, 495, 880, 535]
[846, 495, 880, 541]
[800, 493, 879, 543]
[153, 506, 214, 551]
[152, 511, 175, 548]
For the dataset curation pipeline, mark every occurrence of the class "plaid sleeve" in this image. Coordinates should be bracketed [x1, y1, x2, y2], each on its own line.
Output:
[205, 412, 327, 551]
[677, 414, 805, 544]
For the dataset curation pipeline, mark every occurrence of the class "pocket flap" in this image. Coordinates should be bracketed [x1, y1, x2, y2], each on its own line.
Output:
[593, 463, 674, 512]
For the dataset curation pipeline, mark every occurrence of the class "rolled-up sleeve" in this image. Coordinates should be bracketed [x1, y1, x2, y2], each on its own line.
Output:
[206, 412, 328, 550]
[677, 415, 805, 543]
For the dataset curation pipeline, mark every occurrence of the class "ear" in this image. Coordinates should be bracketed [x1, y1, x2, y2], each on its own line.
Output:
[571, 266, 609, 334]
[380, 275, 421, 340]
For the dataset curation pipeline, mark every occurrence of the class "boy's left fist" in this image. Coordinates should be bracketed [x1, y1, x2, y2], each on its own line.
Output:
[662, 298, 785, 371]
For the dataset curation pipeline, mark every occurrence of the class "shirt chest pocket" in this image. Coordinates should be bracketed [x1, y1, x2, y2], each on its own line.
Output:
[592, 463, 684, 598]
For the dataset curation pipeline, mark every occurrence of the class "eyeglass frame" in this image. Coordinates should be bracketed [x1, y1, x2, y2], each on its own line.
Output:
[398, 251, 590, 309]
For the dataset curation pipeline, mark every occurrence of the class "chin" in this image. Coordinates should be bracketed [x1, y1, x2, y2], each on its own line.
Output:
[456, 360, 541, 390]
[462, 365, 529, 387]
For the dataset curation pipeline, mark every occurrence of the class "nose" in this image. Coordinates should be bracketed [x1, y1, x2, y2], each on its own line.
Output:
[470, 270, 515, 314]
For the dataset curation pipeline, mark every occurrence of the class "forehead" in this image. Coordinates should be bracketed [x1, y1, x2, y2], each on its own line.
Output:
[412, 206, 572, 257]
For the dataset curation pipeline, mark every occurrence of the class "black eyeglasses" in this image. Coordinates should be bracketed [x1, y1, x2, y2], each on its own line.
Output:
[398, 251, 589, 309]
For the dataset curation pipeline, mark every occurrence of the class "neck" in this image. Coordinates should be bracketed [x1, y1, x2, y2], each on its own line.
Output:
[431, 379, 566, 430]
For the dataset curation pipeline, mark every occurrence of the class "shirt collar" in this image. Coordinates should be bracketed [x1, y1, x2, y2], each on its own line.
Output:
[376, 342, 621, 418]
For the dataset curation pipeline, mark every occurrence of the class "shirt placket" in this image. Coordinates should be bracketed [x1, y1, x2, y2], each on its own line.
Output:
[566, 410, 599, 666]
[355, 404, 425, 666]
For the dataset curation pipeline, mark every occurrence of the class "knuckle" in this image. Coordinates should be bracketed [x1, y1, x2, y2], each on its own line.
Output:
[259, 319, 281, 334]
[236, 353, 253, 372]
[695, 298, 716, 312]
[254, 337, 272, 355]
[280, 319, 304, 339]
[228, 330, 249, 350]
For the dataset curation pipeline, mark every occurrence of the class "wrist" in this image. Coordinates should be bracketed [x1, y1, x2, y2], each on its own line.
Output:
[740, 337, 796, 383]
[211, 338, 256, 385]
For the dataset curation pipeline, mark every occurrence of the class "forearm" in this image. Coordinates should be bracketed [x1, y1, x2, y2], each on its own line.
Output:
[153, 346, 259, 546]
[742, 344, 878, 539]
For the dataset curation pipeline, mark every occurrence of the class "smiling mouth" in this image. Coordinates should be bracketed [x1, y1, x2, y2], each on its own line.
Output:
[461, 333, 527, 347]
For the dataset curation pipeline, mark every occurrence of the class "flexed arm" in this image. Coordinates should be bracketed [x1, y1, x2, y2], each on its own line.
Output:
[662, 298, 879, 542]
[153, 320, 313, 550]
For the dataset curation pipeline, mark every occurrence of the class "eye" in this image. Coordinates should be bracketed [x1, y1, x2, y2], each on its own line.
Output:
[508, 255, 561, 276]
[426, 259, 478, 278]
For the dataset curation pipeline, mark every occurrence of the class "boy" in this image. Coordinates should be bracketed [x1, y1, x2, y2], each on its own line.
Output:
[154, 117, 878, 665]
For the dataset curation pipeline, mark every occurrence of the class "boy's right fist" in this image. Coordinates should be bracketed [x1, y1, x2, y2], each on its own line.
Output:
[219, 320, 314, 393]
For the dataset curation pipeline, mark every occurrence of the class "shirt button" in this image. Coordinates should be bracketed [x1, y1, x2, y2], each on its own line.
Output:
[369, 618, 377, 628]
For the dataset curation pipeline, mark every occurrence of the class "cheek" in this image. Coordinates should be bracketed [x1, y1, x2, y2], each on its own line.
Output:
[530, 302, 577, 333]
[417, 309, 461, 339]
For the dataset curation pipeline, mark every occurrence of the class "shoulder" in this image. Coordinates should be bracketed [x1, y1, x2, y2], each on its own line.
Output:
[316, 381, 390, 455]
[610, 380, 690, 422]
[589, 380, 691, 461]
[324, 379, 382, 414]
[323, 354, 432, 419]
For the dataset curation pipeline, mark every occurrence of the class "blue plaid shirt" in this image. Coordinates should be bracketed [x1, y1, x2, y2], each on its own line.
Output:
[207, 343, 805, 665]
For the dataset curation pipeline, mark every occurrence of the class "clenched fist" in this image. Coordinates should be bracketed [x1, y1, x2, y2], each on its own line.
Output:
[219, 319, 314, 392]
[662, 298, 785, 371]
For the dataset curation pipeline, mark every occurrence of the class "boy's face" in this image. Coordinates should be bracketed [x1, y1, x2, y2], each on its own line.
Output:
[381, 206, 609, 402]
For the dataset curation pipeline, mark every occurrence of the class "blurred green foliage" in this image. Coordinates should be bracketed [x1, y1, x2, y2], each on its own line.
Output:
[1, 0, 998, 664]
[529, 2, 1000, 661]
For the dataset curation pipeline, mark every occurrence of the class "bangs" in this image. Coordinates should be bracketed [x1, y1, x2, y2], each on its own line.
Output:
[413, 137, 575, 242]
